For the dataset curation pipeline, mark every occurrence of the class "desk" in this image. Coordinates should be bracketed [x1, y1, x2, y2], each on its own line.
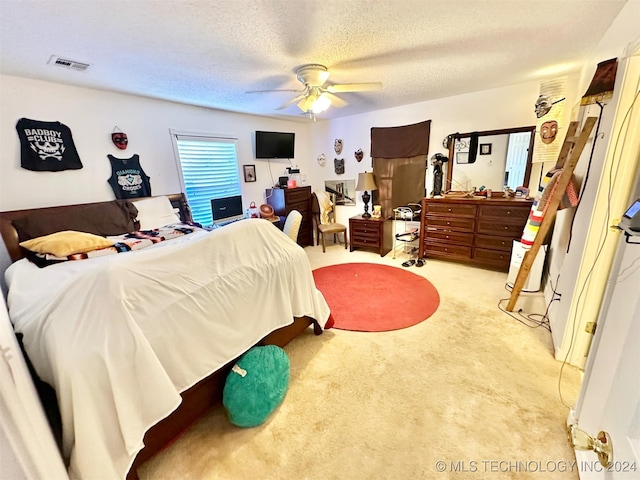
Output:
[265, 215, 284, 230]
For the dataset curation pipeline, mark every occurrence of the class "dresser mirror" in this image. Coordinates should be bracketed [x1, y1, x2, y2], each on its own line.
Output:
[445, 126, 535, 192]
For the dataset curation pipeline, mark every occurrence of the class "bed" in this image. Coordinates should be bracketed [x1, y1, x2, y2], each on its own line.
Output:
[0, 193, 332, 480]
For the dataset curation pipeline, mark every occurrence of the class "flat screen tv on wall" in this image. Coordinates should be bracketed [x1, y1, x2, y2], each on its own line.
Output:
[255, 131, 295, 159]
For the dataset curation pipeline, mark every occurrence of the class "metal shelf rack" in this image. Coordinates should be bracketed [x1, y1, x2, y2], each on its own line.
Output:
[392, 204, 421, 260]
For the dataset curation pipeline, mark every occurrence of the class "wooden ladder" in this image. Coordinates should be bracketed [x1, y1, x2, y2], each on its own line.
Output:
[506, 116, 598, 312]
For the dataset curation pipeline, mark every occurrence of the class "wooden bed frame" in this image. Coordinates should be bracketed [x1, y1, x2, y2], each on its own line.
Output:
[0, 194, 323, 480]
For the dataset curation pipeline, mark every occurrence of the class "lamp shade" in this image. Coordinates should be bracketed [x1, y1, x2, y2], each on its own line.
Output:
[356, 172, 377, 191]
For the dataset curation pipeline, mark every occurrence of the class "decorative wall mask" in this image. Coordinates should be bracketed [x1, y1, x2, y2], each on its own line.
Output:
[533, 76, 567, 163]
[334, 158, 345, 175]
[111, 126, 128, 150]
[534, 95, 552, 118]
[334, 139, 343, 155]
[354, 148, 363, 162]
[534, 94, 565, 118]
[540, 120, 558, 144]
[317, 153, 326, 167]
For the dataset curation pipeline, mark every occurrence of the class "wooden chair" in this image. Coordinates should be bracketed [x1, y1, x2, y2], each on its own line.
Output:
[311, 192, 348, 252]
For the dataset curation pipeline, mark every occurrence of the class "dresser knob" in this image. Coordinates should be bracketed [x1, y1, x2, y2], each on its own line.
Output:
[504, 226, 508, 230]
[448, 208, 452, 212]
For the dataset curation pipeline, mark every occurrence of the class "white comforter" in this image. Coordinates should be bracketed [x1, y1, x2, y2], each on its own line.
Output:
[5, 219, 331, 480]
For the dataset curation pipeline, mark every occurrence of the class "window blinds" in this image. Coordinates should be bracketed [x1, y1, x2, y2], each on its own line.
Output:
[174, 134, 241, 226]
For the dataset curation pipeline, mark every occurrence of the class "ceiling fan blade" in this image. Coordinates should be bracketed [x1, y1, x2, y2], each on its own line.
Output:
[276, 94, 306, 110]
[246, 88, 304, 94]
[325, 92, 349, 108]
[327, 82, 383, 93]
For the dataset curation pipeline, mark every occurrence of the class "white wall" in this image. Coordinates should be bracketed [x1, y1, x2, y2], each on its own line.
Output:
[0, 75, 312, 212]
[0, 73, 580, 230]
[312, 80, 572, 226]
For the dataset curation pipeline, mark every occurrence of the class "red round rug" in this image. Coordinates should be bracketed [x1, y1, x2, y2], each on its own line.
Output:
[313, 262, 440, 332]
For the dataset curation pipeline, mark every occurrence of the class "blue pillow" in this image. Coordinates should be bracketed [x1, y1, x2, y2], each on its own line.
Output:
[223, 345, 290, 428]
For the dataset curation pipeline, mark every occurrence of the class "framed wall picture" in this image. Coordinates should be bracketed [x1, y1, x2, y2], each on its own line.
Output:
[325, 179, 356, 205]
[479, 143, 492, 155]
[243, 164, 256, 182]
[456, 152, 470, 164]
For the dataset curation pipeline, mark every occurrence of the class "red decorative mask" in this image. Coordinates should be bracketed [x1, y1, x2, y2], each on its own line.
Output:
[112, 132, 128, 150]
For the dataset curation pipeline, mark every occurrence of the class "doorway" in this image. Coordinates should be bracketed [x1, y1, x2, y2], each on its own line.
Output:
[505, 131, 533, 190]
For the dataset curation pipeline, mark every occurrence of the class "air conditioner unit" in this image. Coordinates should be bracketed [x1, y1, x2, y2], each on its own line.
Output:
[507, 240, 547, 292]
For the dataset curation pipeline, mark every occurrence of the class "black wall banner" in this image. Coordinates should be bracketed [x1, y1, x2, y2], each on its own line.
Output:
[16, 118, 83, 172]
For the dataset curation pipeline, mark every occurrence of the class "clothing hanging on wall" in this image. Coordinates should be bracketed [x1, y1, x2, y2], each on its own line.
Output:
[16, 118, 83, 172]
[107, 154, 152, 199]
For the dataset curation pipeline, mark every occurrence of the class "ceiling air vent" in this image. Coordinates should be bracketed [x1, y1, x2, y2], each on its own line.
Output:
[48, 55, 90, 72]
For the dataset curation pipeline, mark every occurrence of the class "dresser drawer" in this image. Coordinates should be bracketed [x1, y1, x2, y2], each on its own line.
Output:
[354, 220, 382, 231]
[476, 220, 524, 237]
[352, 224, 381, 241]
[426, 203, 477, 217]
[425, 230, 474, 246]
[352, 235, 381, 247]
[287, 200, 309, 211]
[474, 248, 512, 269]
[479, 204, 530, 222]
[475, 235, 514, 252]
[284, 187, 311, 204]
[426, 216, 475, 231]
[424, 243, 472, 258]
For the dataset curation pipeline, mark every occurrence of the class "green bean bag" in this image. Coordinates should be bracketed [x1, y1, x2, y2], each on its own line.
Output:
[223, 345, 290, 428]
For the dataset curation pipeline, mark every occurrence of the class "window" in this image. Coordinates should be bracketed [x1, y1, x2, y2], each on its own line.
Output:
[171, 131, 241, 226]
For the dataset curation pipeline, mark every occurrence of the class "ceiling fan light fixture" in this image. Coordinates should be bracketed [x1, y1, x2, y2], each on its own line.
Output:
[297, 95, 314, 113]
[311, 94, 331, 114]
[295, 64, 330, 87]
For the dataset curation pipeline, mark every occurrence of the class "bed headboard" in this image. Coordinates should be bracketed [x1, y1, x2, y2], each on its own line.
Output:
[0, 193, 192, 263]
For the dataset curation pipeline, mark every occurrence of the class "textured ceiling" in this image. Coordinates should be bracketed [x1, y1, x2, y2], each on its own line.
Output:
[0, 0, 627, 121]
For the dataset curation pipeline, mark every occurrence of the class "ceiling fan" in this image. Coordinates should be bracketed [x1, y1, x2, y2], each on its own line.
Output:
[252, 64, 383, 116]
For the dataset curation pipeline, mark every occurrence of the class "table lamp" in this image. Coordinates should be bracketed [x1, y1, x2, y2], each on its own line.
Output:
[356, 171, 378, 218]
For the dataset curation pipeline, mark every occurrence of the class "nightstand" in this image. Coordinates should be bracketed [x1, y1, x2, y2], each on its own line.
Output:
[349, 215, 393, 256]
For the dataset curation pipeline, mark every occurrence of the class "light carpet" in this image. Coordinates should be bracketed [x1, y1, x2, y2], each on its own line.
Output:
[139, 245, 582, 480]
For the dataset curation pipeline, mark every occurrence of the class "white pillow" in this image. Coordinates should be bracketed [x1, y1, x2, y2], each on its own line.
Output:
[133, 196, 180, 230]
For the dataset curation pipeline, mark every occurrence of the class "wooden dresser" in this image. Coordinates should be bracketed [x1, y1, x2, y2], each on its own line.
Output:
[419, 197, 533, 271]
[266, 186, 313, 247]
[349, 215, 393, 257]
